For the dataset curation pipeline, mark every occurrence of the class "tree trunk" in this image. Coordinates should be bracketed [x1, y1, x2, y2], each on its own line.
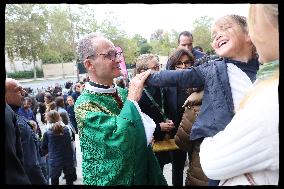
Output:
[61, 62, 65, 78]
[33, 59, 37, 79]
[76, 61, 80, 81]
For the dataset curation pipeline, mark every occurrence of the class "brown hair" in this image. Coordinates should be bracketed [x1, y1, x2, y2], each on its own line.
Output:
[44, 93, 53, 102]
[59, 111, 69, 126]
[49, 101, 56, 111]
[167, 48, 195, 70]
[46, 110, 64, 135]
[55, 96, 65, 108]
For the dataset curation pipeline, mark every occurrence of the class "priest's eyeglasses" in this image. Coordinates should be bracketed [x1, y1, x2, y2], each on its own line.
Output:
[87, 50, 122, 61]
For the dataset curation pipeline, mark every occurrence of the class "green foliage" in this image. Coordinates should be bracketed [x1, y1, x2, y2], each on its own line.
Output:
[5, 5, 216, 74]
[131, 34, 151, 55]
[115, 37, 139, 65]
[149, 30, 177, 56]
[192, 16, 214, 53]
[62, 51, 75, 62]
[99, 13, 127, 42]
[7, 69, 44, 79]
[133, 34, 147, 46]
[5, 4, 48, 79]
[45, 6, 74, 60]
[41, 49, 61, 64]
[5, 4, 47, 62]
[139, 43, 152, 54]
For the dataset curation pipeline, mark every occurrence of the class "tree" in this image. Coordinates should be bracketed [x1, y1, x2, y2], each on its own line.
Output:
[133, 34, 147, 46]
[43, 5, 78, 77]
[150, 29, 164, 41]
[98, 11, 127, 42]
[139, 43, 152, 55]
[46, 6, 74, 58]
[149, 29, 177, 56]
[132, 34, 151, 55]
[5, 4, 48, 79]
[191, 16, 214, 53]
[115, 37, 139, 66]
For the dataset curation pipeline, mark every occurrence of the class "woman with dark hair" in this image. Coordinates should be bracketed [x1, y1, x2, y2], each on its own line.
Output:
[44, 93, 55, 113]
[164, 48, 195, 186]
[166, 48, 194, 70]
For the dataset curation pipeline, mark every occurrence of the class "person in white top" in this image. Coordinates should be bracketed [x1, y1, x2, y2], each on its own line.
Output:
[199, 4, 279, 185]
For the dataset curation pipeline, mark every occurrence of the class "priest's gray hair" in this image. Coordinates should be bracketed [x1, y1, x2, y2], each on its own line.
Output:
[76, 32, 104, 63]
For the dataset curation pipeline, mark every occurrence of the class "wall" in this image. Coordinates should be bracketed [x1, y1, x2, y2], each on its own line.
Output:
[42, 62, 77, 78]
[5, 53, 42, 73]
[5, 52, 77, 78]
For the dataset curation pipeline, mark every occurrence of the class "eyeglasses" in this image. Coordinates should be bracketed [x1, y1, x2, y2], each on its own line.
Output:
[87, 51, 122, 61]
[148, 64, 160, 71]
[175, 60, 193, 69]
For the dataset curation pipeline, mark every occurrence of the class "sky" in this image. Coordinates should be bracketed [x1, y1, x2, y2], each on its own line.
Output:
[88, 4, 250, 40]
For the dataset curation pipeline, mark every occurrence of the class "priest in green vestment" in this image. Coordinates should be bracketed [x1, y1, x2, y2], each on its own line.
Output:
[74, 33, 167, 186]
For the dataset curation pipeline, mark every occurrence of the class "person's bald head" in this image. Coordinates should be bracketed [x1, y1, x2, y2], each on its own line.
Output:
[5, 78, 26, 107]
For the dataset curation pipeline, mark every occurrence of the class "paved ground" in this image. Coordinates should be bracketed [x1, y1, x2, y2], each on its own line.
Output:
[19, 76, 80, 94]
[59, 134, 188, 185]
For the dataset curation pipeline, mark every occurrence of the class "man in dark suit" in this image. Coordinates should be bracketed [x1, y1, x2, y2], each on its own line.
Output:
[5, 78, 47, 185]
[5, 103, 31, 185]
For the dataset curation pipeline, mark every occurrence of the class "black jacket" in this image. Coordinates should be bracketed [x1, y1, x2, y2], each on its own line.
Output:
[12, 105, 47, 185]
[5, 104, 31, 185]
[138, 86, 166, 141]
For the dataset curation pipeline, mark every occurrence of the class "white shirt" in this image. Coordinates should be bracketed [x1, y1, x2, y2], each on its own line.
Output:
[227, 63, 253, 111]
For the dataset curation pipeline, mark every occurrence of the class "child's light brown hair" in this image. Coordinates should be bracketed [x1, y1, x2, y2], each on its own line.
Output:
[46, 110, 64, 135]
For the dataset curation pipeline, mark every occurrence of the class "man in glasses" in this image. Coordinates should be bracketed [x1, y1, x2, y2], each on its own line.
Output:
[74, 33, 167, 186]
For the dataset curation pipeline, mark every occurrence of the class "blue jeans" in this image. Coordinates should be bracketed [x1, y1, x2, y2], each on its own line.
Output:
[208, 179, 220, 186]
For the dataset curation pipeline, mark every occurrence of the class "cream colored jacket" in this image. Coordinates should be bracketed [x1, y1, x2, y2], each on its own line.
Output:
[200, 77, 279, 185]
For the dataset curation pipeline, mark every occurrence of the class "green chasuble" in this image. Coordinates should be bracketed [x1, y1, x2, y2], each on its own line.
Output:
[74, 84, 167, 186]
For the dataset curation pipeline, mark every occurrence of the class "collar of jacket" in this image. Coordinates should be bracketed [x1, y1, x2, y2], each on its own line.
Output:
[9, 104, 20, 112]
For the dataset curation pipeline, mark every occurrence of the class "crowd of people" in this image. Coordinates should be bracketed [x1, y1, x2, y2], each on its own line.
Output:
[5, 78, 89, 185]
[6, 4, 278, 186]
